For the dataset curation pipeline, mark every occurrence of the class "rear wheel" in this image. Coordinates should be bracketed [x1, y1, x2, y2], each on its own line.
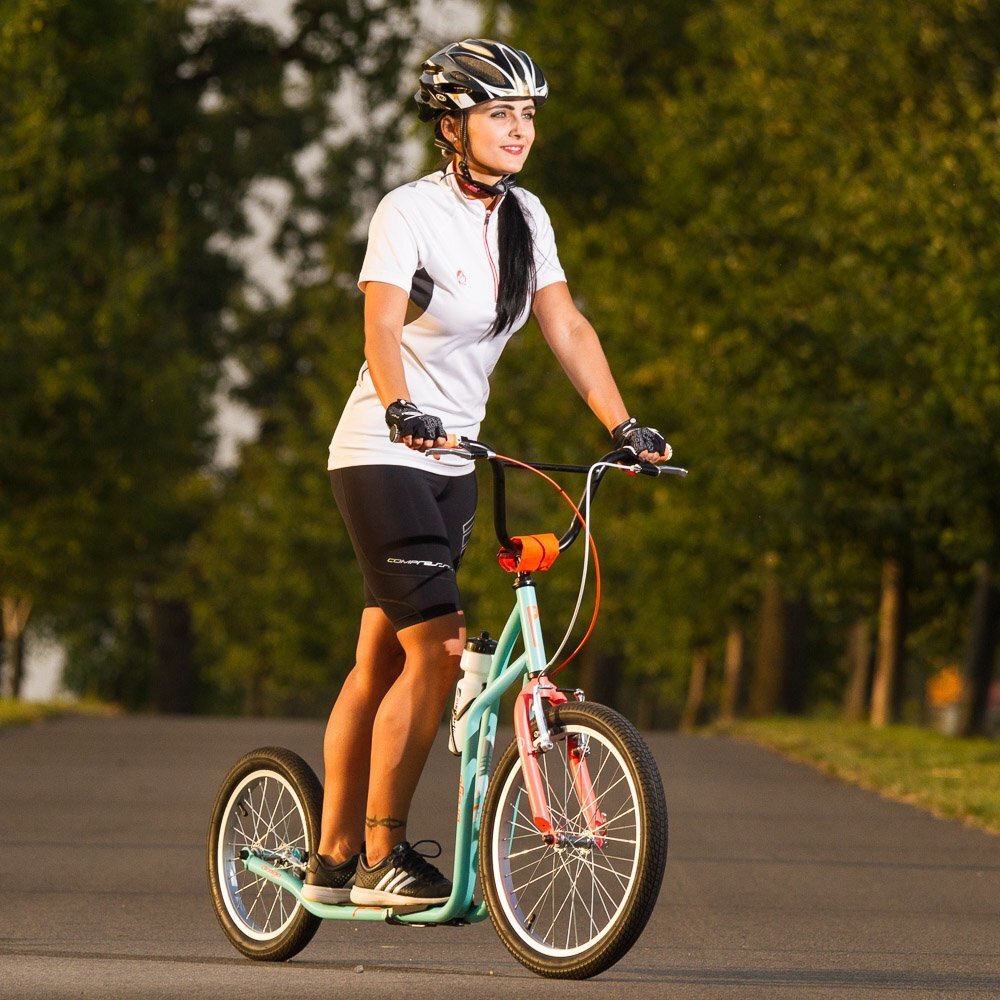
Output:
[480, 701, 667, 978]
[207, 747, 322, 961]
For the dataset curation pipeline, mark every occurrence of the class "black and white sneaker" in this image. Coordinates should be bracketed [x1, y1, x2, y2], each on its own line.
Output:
[301, 852, 358, 904]
[349, 841, 452, 906]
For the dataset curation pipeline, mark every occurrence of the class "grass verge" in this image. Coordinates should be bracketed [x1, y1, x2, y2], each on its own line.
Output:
[0, 698, 119, 728]
[719, 717, 1000, 836]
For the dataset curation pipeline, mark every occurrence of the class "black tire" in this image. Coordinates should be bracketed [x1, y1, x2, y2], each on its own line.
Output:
[207, 746, 323, 961]
[479, 701, 667, 979]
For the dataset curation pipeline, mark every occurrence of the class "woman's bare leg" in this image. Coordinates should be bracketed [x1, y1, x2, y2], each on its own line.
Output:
[364, 611, 465, 864]
[317, 606, 404, 862]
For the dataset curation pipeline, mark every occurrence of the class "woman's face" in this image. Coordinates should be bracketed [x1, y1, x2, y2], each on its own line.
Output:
[446, 97, 536, 179]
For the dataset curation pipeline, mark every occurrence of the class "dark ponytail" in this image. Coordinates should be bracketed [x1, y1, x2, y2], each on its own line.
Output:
[488, 193, 536, 338]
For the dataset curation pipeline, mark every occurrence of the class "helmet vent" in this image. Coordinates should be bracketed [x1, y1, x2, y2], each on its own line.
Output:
[451, 53, 508, 88]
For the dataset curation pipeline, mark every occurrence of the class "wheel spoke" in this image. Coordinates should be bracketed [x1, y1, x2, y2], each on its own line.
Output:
[271, 800, 300, 840]
[587, 854, 631, 890]
[508, 851, 551, 878]
[506, 842, 550, 861]
[566, 857, 578, 950]
[507, 813, 545, 838]
[541, 848, 581, 943]
[244, 784, 272, 844]
[264, 779, 283, 838]
[255, 779, 268, 841]
[602, 806, 638, 830]
[510, 858, 570, 895]
[233, 810, 251, 846]
[245, 871, 269, 924]
[263, 882, 283, 931]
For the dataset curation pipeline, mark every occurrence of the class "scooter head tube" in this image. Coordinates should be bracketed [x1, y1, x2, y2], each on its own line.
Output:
[497, 533, 560, 572]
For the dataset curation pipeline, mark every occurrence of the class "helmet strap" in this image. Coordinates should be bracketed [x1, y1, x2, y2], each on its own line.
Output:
[433, 117, 460, 157]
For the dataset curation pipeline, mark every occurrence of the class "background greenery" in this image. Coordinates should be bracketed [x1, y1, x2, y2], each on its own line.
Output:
[2, 0, 997, 737]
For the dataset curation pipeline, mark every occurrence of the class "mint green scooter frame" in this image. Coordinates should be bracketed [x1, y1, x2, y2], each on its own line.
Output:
[243, 582, 548, 925]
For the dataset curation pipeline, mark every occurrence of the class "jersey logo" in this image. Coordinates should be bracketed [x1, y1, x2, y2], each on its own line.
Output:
[456, 269, 467, 285]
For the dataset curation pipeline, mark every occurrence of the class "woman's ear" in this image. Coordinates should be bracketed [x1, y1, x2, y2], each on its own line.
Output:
[441, 114, 460, 148]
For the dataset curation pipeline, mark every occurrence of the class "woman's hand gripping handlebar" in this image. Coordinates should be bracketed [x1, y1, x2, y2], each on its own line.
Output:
[428, 437, 688, 553]
[385, 400, 448, 451]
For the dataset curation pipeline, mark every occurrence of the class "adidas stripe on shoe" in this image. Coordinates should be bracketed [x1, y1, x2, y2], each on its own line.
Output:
[349, 840, 451, 906]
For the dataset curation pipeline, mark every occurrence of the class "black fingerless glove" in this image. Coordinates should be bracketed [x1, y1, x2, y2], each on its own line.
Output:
[385, 399, 446, 443]
[612, 417, 669, 456]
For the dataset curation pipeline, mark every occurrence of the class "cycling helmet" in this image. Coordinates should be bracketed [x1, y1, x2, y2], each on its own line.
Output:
[415, 39, 548, 196]
[415, 39, 548, 122]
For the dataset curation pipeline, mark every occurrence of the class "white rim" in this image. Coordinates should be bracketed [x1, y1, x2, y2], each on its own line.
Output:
[217, 769, 308, 941]
[490, 724, 642, 958]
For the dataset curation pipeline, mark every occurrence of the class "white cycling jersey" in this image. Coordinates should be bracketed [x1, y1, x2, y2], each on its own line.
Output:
[328, 168, 566, 475]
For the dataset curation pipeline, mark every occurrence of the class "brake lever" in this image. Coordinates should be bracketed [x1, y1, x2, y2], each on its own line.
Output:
[605, 447, 660, 478]
[424, 446, 475, 459]
[424, 436, 495, 461]
[610, 447, 689, 478]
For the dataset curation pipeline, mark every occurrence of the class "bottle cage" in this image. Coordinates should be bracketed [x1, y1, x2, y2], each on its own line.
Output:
[497, 533, 561, 573]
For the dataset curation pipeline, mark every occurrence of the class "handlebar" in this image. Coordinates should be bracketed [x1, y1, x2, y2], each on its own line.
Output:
[426, 438, 688, 556]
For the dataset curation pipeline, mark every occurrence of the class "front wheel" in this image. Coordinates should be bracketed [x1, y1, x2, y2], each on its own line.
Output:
[480, 701, 667, 979]
[207, 746, 323, 961]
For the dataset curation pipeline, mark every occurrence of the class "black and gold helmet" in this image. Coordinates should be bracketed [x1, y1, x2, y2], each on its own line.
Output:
[415, 39, 548, 122]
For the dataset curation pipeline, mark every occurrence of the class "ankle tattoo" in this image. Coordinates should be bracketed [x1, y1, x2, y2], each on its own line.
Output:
[365, 815, 405, 830]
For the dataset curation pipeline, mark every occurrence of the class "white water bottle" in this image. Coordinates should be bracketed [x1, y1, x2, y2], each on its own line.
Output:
[448, 632, 496, 755]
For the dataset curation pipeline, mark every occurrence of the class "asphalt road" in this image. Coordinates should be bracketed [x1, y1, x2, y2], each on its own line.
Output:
[1, 715, 997, 999]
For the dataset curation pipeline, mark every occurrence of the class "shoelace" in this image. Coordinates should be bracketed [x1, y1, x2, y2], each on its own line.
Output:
[396, 839, 445, 879]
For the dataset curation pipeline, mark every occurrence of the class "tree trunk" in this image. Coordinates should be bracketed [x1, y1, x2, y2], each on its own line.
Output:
[579, 645, 622, 709]
[719, 623, 745, 723]
[782, 594, 810, 714]
[748, 555, 786, 717]
[634, 674, 658, 730]
[1, 595, 33, 699]
[959, 560, 1000, 737]
[870, 556, 908, 728]
[680, 646, 710, 731]
[149, 598, 196, 714]
[842, 616, 873, 722]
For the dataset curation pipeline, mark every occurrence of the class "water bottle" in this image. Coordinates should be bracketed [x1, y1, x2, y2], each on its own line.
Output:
[448, 631, 496, 755]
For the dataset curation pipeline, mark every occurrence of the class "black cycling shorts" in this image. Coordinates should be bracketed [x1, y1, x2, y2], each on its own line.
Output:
[329, 465, 477, 632]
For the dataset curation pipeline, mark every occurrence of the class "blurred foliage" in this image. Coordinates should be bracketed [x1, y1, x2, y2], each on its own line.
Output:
[5, 0, 999, 721]
[184, 0, 424, 713]
[1, 0, 311, 703]
[488, 0, 1000, 719]
[1, 0, 416, 707]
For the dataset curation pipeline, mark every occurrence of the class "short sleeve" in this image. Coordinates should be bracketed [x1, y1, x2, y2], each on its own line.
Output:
[357, 193, 421, 293]
[525, 196, 567, 291]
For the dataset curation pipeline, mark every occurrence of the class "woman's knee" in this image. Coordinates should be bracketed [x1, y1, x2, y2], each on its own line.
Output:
[398, 612, 465, 685]
[351, 608, 406, 688]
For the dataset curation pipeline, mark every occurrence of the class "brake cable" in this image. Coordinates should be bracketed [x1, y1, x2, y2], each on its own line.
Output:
[492, 454, 604, 678]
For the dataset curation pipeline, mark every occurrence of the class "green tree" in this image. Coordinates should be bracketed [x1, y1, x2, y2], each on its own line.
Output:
[1, 0, 309, 703]
[499, 0, 1000, 725]
[185, 0, 421, 713]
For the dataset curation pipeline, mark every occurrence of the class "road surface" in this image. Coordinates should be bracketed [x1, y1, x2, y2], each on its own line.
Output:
[1, 716, 997, 998]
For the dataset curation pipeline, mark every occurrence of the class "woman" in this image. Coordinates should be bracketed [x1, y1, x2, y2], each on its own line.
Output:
[304, 39, 670, 907]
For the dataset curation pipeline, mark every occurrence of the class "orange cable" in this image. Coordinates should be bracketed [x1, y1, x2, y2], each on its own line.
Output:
[492, 454, 601, 677]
